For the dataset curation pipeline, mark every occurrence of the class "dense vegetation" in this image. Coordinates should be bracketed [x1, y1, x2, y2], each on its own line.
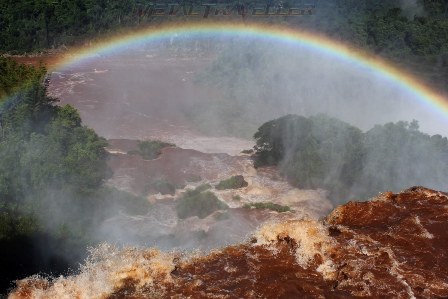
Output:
[215, 175, 248, 190]
[253, 114, 448, 203]
[0, 1, 447, 54]
[0, 58, 150, 294]
[176, 187, 228, 219]
[244, 202, 291, 213]
[128, 140, 175, 160]
[298, 1, 448, 90]
[0, 57, 47, 101]
[1, 1, 447, 88]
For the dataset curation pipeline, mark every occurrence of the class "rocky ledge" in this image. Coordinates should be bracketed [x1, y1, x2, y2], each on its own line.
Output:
[10, 187, 448, 298]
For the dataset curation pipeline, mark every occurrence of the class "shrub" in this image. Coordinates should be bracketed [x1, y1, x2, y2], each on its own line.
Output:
[131, 140, 175, 160]
[253, 114, 448, 202]
[244, 202, 291, 213]
[176, 190, 228, 219]
[194, 184, 212, 193]
[215, 175, 248, 190]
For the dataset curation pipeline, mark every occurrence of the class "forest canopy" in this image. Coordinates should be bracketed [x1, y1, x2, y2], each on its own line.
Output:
[1, 1, 447, 67]
[0, 58, 150, 293]
[0, 57, 46, 102]
[253, 114, 448, 203]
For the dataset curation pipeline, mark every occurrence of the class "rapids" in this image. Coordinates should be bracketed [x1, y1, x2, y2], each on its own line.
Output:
[100, 139, 332, 250]
[46, 51, 254, 155]
[9, 187, 448, 298]
[42, 51, 334, 251]
[9, 48, 448, 298]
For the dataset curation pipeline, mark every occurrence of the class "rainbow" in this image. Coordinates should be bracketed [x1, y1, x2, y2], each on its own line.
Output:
[29, 21, 448, 118]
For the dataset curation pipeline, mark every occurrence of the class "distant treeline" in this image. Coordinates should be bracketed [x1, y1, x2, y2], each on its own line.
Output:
[1, 1, 447, 88]
[0, 57, 150, 294]
[253, 114, 448, 203]
[294, 0, 448, 90]
[0, 1, 446, 56]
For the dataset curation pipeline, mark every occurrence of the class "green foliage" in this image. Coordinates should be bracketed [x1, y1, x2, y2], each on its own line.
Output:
[0, 102, 110, 195]
[129, 140, 174, 160]
[176, 190, 228, 219]
[0, 57, 46, 101]
[253, 114, 448, 203]
[243, 202, 291, 213]
[194, 183, 212, 193]
[353, 120, 448, 199]
[307, 1, 448, 89]
[0, 65, 150, 232]
[0, 0, 143, 53]
[0, 204, 39, 240]
[0, 62, 152, 293]
[254, 114, 365, 198]
[2, 2, 448, 137]
[145, 179, 176, 195]
[0, 1, 447, 93]
[215, 175, 248, 190]
[295, 1, 448, 58]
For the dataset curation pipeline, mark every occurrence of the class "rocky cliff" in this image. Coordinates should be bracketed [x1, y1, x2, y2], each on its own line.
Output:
[10, 187, 448, 298]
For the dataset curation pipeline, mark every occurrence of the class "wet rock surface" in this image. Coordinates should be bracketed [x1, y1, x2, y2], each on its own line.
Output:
[325, 187, 448, 298]
[10, 187, 448, 298]
[108, 187, 448, 299]
[106, 139, 244, 195]
[101, 139, 331, 251]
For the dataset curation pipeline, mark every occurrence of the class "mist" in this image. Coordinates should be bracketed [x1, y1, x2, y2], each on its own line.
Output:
[33, 34, 446, 256]
[191, 38, 446, 137]
[3, 28, 447, 296]
[52, 36, 448, 141]
[3, 0, 448, 296]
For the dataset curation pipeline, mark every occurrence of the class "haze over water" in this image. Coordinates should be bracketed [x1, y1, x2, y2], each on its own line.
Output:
[49, 37, 448, 147]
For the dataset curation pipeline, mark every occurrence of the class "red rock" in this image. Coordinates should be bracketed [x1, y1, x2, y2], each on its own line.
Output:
[10, 187, 448, 298]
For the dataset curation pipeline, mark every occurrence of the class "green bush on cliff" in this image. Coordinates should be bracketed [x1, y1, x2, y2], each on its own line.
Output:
[176, 190, 228, 219]
[215, 175, 248, 190]
[0, 57, 46, 101]
[253, 114, 448, 203]
[0, 59, 152, 293]
[129, 140, 175, 160]
[244, 202, 291, 213]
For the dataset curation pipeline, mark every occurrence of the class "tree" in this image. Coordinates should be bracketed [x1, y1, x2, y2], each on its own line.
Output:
[253, 114, 448, 203]
[0, 59, 150, 294]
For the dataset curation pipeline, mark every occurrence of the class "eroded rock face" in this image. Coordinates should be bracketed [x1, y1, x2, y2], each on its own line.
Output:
[9, 187, 448, 299]
[325, 187, 448, 298]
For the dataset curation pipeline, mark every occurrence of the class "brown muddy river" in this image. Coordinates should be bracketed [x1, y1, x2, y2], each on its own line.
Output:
[48, 52, 253, 155]
[46, 50, 332, 251]
[8, 40, 448, 299]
